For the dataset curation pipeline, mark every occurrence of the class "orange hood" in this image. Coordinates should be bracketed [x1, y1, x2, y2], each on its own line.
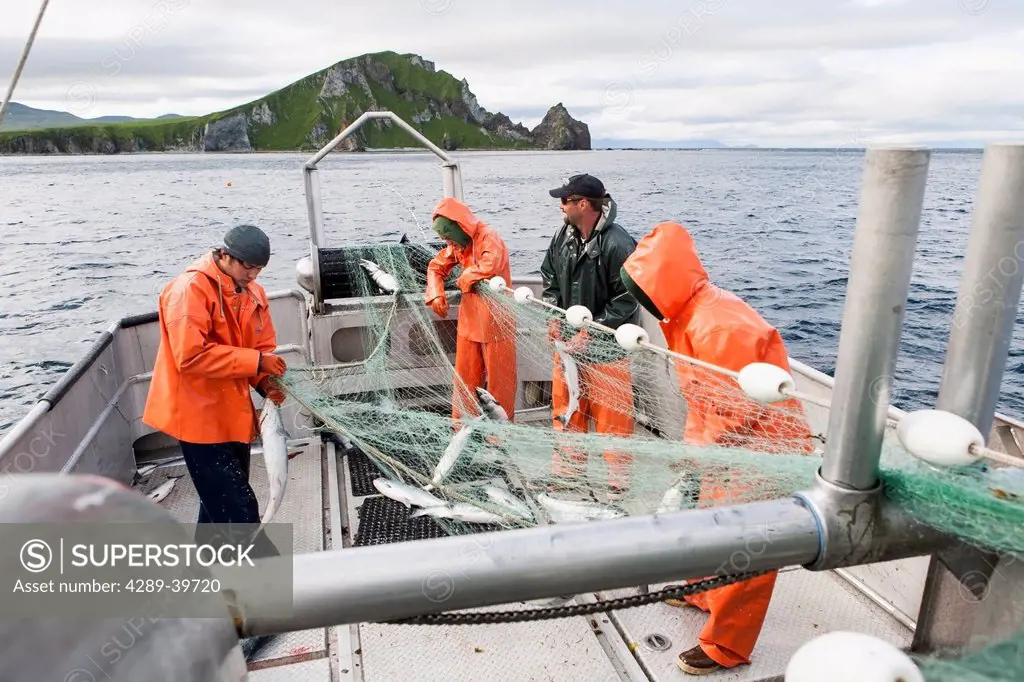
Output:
[621, 221, 709, 320]
[432, 197, 486, 241]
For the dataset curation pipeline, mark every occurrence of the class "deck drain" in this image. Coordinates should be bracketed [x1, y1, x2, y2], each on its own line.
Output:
[642, 633, 672, 652]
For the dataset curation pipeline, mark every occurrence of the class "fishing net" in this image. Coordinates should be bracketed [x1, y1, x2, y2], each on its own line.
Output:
[275, 241, 1024, 678]
[279, 240, 824, 534]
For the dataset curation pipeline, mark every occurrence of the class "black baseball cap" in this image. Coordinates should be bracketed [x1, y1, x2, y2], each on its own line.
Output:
[548, 173, 606, 200]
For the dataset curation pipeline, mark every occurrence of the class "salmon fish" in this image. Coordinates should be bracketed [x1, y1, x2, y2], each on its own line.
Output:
[359, 258, 400, 294]
[259, 400, 289, 524]
[146, 476, 181, 504]
[425, 418, 480, 490]
[553, 341, 580, 427]
[536, 493, 627, 523]
[373, 478, 447, 509]
[475, 387, 510, 423]
[410, 502, 505, 525]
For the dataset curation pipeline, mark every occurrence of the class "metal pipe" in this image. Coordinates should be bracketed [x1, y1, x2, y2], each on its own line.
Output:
[304, 168, 326, 248]
[442, 162, 464, 201]
[303, 167, 325, 311]
[304, 111, 453, 169]
[443, 164, 456, 199]
[0, 0, 51, 127]
[240, 498, 822, 634]
[305, 111, 374, 168]
[387, 114, 453, 161]
[0, 401, 49, 461]
[912, 143, 1024, 656]
[61, 372, 151, 474]
[820, 147, 930, 490]
[936, 143, 1024, 435]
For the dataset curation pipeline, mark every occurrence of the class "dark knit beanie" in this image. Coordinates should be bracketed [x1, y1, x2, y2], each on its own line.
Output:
[223, 224, 271, 267]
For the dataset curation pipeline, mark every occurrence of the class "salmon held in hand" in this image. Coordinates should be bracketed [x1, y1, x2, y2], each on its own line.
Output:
[259, 400, 290, 524]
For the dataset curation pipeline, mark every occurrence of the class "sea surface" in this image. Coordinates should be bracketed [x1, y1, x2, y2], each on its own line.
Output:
[1, 148, 1022, 437]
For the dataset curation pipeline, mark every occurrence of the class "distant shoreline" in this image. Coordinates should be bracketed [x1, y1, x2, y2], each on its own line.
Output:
[0, 145, 987, 158]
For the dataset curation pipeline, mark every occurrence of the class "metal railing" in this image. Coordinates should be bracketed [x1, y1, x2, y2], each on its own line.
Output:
[301, 110, 464, 312]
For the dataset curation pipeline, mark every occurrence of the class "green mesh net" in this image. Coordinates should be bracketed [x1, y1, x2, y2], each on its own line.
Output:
[275, 241, 1024, 679]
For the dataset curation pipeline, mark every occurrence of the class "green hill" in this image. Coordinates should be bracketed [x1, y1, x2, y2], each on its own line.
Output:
[0, 51, 590, 155]
[0, 102, 184, 131]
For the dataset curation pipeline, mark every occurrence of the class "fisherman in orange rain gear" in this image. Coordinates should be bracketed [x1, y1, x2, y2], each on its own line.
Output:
[425, 197, 517, 423]
[143, 224, 286, 560]
[619, 221, 815, 676]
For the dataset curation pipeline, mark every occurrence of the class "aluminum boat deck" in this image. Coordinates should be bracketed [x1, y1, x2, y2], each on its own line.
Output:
[109, 281, 1023, 681]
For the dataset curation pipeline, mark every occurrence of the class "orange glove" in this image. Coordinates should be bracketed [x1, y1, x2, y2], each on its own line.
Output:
[258, 352, 287, 376]
[258, 377, 286, 405]
[428, 295, 449, 318]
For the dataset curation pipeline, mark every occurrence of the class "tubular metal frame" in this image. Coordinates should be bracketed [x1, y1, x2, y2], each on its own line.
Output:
[301, 110, 465, 313]
[913, 143, 1024, 656]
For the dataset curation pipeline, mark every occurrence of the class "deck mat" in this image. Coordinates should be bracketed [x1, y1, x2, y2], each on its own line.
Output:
[346, 444, 511, 499]
[346, 449, 384, 497]
[353, 495, 452, 546]
[353, 495, 505, 546]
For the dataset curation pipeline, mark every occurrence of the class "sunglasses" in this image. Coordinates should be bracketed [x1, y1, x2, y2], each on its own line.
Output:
[560, 195, 586, 205]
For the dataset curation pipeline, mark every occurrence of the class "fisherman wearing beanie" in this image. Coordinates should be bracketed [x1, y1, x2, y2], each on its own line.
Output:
[425, 197, 517, 423]
[143, 224, 286, 559]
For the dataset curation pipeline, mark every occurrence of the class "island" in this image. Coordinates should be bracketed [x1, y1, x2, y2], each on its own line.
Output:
[0, 51, 591, 155]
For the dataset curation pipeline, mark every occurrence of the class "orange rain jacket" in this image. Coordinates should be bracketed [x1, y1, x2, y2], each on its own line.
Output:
[621, 221, 813, 669]
[142, 252, 278, 445]
[425, 198, 514, 344]
[621, 222, 814, 452]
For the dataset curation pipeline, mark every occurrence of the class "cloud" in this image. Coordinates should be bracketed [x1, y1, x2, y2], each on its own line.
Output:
[1, 0, 1022, 146]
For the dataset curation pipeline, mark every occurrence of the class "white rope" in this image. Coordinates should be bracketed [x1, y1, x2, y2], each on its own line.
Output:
[493, 284, 1024, 468]
[491, 281, 834, 411]
[971, 443, 1024, 469]
[0, 0, 51, 128]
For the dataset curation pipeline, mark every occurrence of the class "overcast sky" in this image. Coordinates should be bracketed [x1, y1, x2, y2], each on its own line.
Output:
[3, 0, 1023, 146]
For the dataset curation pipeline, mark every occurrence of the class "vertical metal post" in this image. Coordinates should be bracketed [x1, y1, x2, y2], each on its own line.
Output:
[442, 162, 463, 201]
[304, 167, 327, 249]
[912, 143, 1024, 657]
[303, 167, 326, 313]
[820, 147, 931, 490]
[936, 143, 1024, 432]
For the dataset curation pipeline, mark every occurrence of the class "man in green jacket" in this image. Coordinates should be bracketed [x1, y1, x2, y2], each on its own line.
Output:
[541, 174, 639, 498]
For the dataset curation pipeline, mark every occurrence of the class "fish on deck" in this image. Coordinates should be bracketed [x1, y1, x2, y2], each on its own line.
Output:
[536, 492, 626, 523]
[146, 476, 181, 504]
[410, 501, 505, 525]
[483, 484, 534, 521]
[426, 417, 484, 490]
[373, 478, 447, 510]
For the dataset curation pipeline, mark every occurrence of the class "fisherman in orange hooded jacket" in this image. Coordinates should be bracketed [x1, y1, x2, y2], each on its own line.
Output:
[425, 197, 517, 422]
[143, 224, 287, 556]
[619, 221, 815, 675]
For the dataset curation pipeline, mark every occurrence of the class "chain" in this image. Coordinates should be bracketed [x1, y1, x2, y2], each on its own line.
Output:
[383, 570, 770, 626]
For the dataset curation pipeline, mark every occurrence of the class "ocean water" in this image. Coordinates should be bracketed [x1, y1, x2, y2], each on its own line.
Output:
[1, 148, 1022, 436]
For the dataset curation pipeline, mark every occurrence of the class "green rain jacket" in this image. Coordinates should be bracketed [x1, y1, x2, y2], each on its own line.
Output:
[539, 197, 639, 361]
